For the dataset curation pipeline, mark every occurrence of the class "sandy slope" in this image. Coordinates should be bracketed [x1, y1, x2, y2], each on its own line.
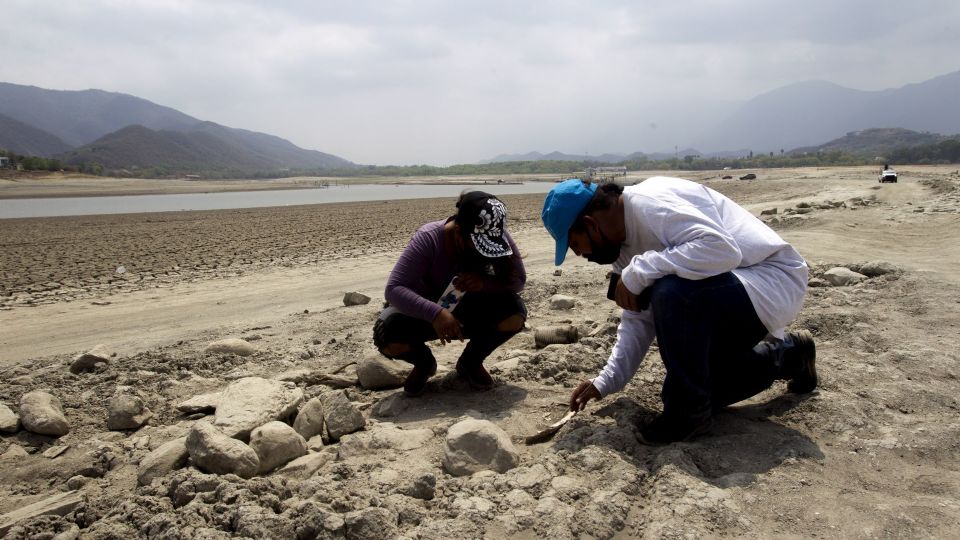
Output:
[1, 166, 959, 538]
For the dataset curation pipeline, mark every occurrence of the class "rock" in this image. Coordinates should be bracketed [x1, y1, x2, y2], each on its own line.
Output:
[320, 390, 365, 441]
[20, 391, 70, 436]
[338, 422, 433, 457]
[588, 322, 619, 338]
[1, 445, 28, 460]
[276, 451, 333, 478]
[69, 344, 114, 373]
[107, 394, 152, 430]
[344, 507, 398, 540]
[534, 325, 579, 348]
[306, 435, 325, 452]
[397, 472, 436, 500]
[442, 418, 519, 476]
[42, 445, 69, 459]
[249, 421, 307, 474]
[0, 491, 83, 537]
[137, 437, 189, 486]
[293, 398, 325, 439]
[213, 377, 304, 439]
[857, 261, 901, 277]
[371, 393, 410, 418]
[185, 422, 259, 478]
[66, 475, 91, 490]
[0, 403, 19, 433]
[343, 292, 371, 306]
[176, 392, 220, 414]
[807, 277, 831, 288]
[548, 294, 576, 310]
[760, 208, 778, 215]
[553, 268, 562, 276]
[356, 356, 409, 390]
[204, 338, 256, 356]
[823, 267, 867, 286]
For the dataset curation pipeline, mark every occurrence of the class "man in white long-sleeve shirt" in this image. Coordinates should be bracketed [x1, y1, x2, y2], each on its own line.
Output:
[541, 177, 817, 444]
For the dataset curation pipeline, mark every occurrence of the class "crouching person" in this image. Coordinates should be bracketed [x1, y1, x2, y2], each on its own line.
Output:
[374, 192, 527, 396]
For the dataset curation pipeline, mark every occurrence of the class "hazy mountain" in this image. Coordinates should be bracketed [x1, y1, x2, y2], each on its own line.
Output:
[790, 127, 948, 157]
[0, 82, 354, 173]
[0, 112, 72, 157]
[481, 148, 709, 164]
[0, 82, 200, 147]
[61, 123, 352, 172]
[697, 70, 960, 153]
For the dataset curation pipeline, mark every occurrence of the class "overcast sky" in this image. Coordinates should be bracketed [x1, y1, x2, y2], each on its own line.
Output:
[3, 0, 959, 165]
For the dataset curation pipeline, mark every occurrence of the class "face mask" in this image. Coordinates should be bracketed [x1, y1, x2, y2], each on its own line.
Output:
[585, 226, 621, 265]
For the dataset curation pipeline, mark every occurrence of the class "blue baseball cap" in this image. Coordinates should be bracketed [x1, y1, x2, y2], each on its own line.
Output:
[541, 179, 598, 265]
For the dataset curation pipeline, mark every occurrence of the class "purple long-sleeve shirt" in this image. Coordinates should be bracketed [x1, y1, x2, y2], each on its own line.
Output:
[384, 219, 526, 322]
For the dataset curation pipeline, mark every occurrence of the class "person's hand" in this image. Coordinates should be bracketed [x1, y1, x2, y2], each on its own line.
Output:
[432, 309, 463, 345]
[614, 280, 653, 312]
[570, 380, 601, 411]
[454, 273, 485, 292]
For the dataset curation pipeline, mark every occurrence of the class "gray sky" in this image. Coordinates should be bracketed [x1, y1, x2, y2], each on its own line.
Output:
[3, 0, 959, 165]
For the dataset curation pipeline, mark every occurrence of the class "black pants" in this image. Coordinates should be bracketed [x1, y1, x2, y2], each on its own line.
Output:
[373, 291, 527, 370]
[649, 273, 780, 422]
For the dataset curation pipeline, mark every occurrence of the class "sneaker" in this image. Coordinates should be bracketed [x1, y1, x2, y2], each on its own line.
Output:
[637, 413, 712, 446]
[403, 360, 437, 397]
[785, 330, 817, 394]
[455, 362, 494, 391]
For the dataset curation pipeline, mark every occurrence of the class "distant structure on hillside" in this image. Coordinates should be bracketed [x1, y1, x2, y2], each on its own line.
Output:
[0, 156, 10, 168]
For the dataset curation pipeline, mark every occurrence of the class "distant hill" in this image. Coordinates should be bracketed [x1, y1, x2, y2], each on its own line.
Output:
[698, 70, 960, 153]
[0, 82, 200, 147]
[0, 112, 72, 156]
[481, 148, 709, 164]
[790, 128, 947, 157]
[61, 123, 353, 173]
[0, 82, 354, 174]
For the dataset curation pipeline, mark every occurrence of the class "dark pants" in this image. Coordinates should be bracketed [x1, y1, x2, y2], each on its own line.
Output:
[373, 291, 526, 371]
[650, 273, 778, 422]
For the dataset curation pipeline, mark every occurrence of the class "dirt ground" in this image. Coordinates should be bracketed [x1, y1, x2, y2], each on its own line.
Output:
[1, 165, 959, 538]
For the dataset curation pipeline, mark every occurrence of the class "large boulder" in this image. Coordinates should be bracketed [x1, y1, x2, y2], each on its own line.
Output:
[857, 261, 901, 277]
[293, 398, 325, 440]
[107, 393, 152, 430]
[185, 422, 259, 478]
[204, 338, 256, 356]
[19, 391, 70, 437]
[213, 377, 303, 439]
[0, 403, 19, 433]
[823, 267, 867, 286]
[338, 422, 433, 457]
[69, 344, 114, 374]
[320, 391, 365, 441]
[356, 356, 409, 390]
[249, 421, 307, 474]
[442, 418, 518, 476]
[137, 437, 188, 486]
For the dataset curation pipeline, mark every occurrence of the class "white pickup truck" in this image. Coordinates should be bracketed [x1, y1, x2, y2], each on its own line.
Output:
[878, 168, 898, 183]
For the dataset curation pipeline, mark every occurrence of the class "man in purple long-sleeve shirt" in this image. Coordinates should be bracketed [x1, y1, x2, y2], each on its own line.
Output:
[374, 192, 527, 396]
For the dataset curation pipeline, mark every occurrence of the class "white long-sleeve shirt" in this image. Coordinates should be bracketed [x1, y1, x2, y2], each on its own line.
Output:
[591, 176, 808, 397]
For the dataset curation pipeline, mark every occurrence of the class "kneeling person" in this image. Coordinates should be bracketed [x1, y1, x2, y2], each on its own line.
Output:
[375, 192, 527, 396]
[541, 178, 816, 444]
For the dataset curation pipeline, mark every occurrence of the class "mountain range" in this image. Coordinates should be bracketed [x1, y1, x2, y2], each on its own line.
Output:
[486, 69, 960, 164]
[0, 82, 353, 174]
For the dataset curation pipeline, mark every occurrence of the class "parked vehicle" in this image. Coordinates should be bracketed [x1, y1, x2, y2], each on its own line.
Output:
[879, 168, 898, 183]
[739, 173, 757, 180]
